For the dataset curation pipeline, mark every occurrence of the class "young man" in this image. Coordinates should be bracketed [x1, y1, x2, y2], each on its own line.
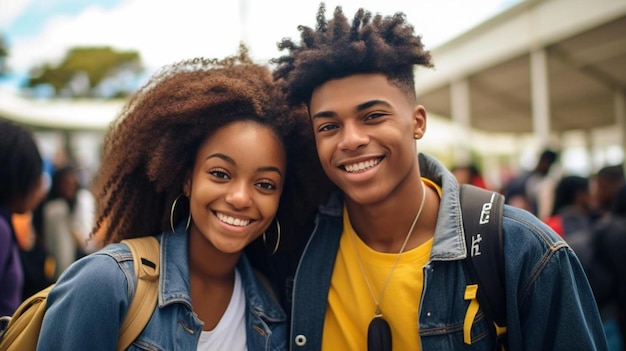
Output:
[272, 4, 608, 350]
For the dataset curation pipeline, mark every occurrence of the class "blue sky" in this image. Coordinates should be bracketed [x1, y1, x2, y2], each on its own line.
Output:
[3, 0, 124, 37]
[0, 0, 522, 90]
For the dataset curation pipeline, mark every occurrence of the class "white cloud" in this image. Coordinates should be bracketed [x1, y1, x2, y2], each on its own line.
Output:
[7, 0, 242, 74]
[0, 0, 34, 28]
[5, 0, 518, 76]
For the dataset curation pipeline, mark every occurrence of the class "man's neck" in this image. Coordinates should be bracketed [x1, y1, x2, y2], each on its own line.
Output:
[345, 177, 437, 253]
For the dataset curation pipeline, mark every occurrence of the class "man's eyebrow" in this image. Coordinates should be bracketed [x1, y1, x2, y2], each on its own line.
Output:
[312, 110, 336, 120]
[312, 99, 393, 120]
[356, 99, 392, 111]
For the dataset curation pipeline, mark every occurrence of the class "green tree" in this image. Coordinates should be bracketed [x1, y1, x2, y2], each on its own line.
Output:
[0, 35, 8, 77]
[26, 46, 143, 98]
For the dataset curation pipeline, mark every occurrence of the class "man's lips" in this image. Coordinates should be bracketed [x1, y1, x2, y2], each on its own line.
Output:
[341, 157, 383, 173]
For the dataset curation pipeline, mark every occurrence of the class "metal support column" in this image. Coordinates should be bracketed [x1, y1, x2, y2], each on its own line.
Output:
[450, 79, 471, 165]
[530, 49, 551, 150]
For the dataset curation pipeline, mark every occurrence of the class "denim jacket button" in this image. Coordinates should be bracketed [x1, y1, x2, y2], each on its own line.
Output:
[294, 334, 307, 346]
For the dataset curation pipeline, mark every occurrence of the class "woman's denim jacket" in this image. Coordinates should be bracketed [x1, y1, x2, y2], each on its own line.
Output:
[37, 225, 287, 351]
[289, 153, 608, 351]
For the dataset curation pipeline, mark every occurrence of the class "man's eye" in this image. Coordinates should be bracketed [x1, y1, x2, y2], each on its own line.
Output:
[365, 112, 385, 120]
[318, 124, 337, 132]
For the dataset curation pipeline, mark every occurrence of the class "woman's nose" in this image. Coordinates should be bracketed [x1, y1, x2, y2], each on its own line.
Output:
[225, 183, 252, 209]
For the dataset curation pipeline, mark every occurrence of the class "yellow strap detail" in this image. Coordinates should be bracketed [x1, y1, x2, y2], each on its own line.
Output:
[463, 285, 479, 345]
[118, 237, 160, 351]
[494, 323, 507, 337]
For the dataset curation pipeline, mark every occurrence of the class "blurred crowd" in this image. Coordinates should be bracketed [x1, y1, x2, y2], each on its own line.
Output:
[453, 149, 626, 349]
[1, 120, 102, 314]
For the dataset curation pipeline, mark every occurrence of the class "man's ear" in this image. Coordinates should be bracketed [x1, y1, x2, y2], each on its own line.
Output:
[413, 105, 427, 140]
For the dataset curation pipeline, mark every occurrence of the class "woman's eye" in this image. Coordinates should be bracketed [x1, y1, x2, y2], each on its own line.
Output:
[256, 181, 277, 190]
[209, 169, 230, 179]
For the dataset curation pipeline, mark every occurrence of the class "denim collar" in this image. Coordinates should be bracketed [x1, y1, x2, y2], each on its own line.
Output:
[418, 153, 467, 261]
[159, 223, 286, 322]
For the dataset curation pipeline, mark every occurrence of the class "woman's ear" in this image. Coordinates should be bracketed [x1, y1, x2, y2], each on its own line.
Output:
[182, 177, 191, 197]
[413, 105, 427, 139]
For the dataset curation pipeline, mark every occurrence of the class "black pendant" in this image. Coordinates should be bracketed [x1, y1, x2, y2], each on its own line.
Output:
[367, 316, 392, 351]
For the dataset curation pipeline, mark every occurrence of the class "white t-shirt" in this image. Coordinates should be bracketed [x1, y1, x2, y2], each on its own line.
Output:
[197, 269, 247, 351]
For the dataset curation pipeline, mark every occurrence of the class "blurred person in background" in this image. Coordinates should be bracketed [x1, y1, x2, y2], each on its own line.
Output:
[0, 120, 45, 315]
[590, 164, 625, 222]
[544, 175, 593, 240]
[589, 184, 626, 350]
[503, 148, 559, 220]
[450, 163, 489, 189]
[39, 165, 98, 280]
[12, 211, 55, 299]
[17, 157, 55, 298]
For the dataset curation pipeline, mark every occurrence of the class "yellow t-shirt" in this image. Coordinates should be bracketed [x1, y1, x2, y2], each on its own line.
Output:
[322, 179, 441, 350]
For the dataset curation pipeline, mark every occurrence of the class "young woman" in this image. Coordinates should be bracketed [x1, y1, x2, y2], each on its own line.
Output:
[36, 50, 324, 350]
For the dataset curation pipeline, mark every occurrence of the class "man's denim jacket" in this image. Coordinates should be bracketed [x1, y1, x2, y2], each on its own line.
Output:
[38, 226, 287, 351]
[289, 153, 608, 350]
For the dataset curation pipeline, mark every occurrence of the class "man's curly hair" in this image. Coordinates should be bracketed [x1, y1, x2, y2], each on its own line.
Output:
[92, 45, 328, 250]
[272, 3, 434, 106]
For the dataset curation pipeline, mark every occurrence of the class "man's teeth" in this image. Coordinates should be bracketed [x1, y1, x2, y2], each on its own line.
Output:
[216, 213, 250, 226]
[344, 159, 379, 173]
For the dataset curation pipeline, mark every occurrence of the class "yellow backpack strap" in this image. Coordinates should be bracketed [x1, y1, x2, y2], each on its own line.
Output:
[463, 284, 480, 345]
[0, 284, 54, 351]
[117, 236, 160, 351]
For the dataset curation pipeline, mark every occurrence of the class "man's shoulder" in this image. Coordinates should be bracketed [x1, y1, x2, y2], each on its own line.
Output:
[502, 205, 564, 244]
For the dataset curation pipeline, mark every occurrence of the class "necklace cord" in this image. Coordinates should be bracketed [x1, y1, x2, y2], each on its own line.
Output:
[350, 179, 428, 317]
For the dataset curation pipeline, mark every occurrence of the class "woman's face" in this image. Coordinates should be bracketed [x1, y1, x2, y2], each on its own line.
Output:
[184, 120, 286, 255]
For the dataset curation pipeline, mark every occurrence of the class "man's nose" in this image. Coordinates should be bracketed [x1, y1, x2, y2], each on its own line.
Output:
[338, 123, 369, 151]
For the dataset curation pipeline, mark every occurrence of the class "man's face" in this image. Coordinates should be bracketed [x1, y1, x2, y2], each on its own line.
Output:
[309, 73, 426, 206]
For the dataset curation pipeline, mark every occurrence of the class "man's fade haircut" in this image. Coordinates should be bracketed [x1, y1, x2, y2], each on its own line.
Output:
[272, 3, 434, 107]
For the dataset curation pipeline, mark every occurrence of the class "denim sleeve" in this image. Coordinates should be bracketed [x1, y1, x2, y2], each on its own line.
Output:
[503, 211, 609, 350]
[36, 252, 130, 351]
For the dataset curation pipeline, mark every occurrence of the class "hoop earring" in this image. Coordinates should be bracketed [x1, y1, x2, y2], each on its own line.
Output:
[170, 194, 191, 233]
[262, 219, 281, 255]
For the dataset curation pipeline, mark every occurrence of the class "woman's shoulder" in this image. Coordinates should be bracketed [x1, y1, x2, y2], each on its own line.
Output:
[50, 245, 135, 298]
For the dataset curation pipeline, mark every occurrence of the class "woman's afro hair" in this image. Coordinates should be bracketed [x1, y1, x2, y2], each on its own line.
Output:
[92, 45, 328, 247]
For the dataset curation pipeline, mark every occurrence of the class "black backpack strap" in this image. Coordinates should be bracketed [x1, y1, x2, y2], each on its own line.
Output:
[460, 184, 507, 343]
